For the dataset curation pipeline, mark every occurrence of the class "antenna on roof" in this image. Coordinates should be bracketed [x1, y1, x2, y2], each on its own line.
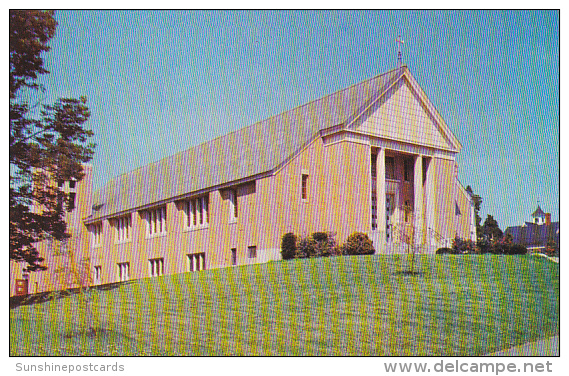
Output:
[395, 35, 405, 70]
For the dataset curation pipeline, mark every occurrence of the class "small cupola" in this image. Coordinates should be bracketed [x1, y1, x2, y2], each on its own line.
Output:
[531, 205, 547, 225]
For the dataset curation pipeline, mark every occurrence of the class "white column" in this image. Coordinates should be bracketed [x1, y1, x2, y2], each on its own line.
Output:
[414, 155, 424, 247]
[424, 158, 435, 249]
[376, 148, 387, 253]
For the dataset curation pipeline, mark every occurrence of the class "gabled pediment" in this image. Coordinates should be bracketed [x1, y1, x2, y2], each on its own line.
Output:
[349, 68, 461, 152]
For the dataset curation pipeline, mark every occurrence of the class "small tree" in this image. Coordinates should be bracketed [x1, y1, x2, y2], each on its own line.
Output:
[482, 215, 503, 242]
[281, 232, 297, 260]
[392, 202, 420, 273]
[51, 237, 98, 336]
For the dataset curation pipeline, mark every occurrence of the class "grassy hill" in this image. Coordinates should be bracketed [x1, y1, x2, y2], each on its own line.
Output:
[10, 254, 559, 356]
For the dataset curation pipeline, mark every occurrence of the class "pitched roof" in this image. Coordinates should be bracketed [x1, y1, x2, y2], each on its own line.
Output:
[532, 205, 546, 217]
[505, 222, 560, 247]
[87, 67, 430, 221]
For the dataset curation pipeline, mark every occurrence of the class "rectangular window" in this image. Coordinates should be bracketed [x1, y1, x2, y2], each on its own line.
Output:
[69, 180, 76, 189]
[228, 189, 238, 221]
[186, 195, 209, 229]
[93, 266, 102, 285]
[187, 253, 206, 272]
[147, 206, 167, 236]
[371, 153, 378, 230]
[67, 192, 76, 211]
[386, 157, 395, 180]
[117, 262, 130, 282]
[231, 248, 237, 266]
[301, 174, 309, 200]
[404, 159, 413, 182]
[248, 246, 257, 259]
[92, 222, 103, 246]
[404, 200, 412, 222]
[149, 258, 164, 277]
[115, 214, 132, 242]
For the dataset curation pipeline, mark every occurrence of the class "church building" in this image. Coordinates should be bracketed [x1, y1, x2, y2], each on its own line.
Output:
[10, 65, 475, 296]
[505, 204, 559, 253]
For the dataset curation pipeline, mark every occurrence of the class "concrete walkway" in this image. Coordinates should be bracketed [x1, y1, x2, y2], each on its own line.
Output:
[531, 253, 559, 263]
[486, 335, 559, 356]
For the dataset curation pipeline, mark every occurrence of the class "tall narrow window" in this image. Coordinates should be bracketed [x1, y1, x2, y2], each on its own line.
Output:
[187, 253, 206, 272]
[404, 200, 412, 222]
[228, 189, 238, 221]
[196, 198, 202, 225]
[248, 246, 257, 259]
[404, 159, 413, 182]
[149, 258, 164, 277]
[115, 214, 132, 242]
[231, 248, 237, 266]
[301, 174, 309, 200]
[92, 223, 102, 246]
[117, 262, 130, 282]
[386, 194, 394, 242]
[67, 192, 76, 211]
[371, 153, 378, 230]
[93, 266, 102, 285]
[386, 157, 395, 180]
[186, 195, 209, 229]
[147, 206, 167, 236]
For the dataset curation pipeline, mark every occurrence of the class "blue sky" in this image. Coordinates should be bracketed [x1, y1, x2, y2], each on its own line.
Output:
[36, 10, 559, 229]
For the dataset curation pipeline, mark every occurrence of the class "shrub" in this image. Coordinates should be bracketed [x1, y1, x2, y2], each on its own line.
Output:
[312, 232, 328, 243]
[436, 247, 456, 255]
[342, 232, 375, 256]
[312, 232, 340, 257]
[545, 240, 559, 257]
[506, 243, 528, 255]
[297, 235, 317, 259]
[452, 237, 476, 254]
[281, 233, 297, 260]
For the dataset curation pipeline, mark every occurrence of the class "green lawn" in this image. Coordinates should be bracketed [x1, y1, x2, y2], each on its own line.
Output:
[10, 254, 559, 356]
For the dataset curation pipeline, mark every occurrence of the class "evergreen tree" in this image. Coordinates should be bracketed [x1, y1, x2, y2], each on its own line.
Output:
[482, 215, 503, 241]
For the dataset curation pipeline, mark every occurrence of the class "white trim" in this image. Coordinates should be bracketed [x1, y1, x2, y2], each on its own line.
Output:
[323, 130, 457, 160]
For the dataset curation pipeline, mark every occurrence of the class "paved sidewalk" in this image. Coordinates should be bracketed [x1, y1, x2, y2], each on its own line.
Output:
[531, 253, 559, 263]
[487, 336, 559, 356]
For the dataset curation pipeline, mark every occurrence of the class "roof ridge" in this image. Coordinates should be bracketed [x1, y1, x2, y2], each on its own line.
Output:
[96, 67, 402, 192]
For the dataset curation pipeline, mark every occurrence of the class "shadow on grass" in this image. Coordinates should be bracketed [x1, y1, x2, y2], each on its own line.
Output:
[393, 271, 424, 277]
[9, 281, 132, 309]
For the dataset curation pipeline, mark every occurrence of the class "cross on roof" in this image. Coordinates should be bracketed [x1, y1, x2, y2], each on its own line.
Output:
[395, 35, 405, 69]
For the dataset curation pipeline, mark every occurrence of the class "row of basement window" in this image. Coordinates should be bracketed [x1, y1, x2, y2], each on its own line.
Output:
[92, 248, 256, 285]
[93, 254, 204, 284]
